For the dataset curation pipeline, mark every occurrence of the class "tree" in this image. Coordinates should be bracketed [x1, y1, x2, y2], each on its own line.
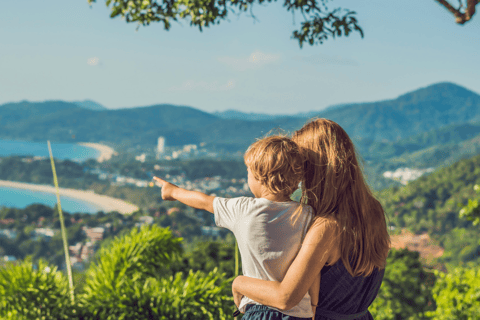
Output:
[459, 184, 480, 226]
[426, 266, 480, 320]
[435, 0, 479, 24]
[369, 248, 435, 320]
[89, 0, 479, 47]
[87, 0, 363, 47]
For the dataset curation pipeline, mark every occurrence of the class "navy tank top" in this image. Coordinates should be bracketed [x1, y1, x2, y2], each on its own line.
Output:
[314, 259, 385, 320]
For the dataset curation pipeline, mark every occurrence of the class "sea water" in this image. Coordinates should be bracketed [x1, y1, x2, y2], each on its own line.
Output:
[0, 139, 100, 161]
[0, 187, 101, 214]
[0, 139, 102, 213]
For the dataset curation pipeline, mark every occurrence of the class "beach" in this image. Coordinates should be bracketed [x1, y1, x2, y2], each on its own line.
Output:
[0, 180, 138, 214]
[78, 142, 118, 162]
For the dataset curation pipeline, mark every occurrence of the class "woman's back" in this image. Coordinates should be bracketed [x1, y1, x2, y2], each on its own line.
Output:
[315, 259, 384, 320]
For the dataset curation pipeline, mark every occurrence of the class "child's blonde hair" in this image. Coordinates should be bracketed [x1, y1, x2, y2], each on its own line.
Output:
[244, 135, 304, 197]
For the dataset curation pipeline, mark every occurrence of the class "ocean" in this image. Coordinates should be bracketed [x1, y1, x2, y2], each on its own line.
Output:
[0, 139, 100, 161]
[0, 139, 102, 213]
[0, 187, 100, 214]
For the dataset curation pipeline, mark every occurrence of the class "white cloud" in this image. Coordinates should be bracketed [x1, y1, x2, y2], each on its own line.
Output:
[87, 57, 101, 66]
[294, 54, 358, 66]
[217, 51, 281, 71]
[167, 79, 236, 92]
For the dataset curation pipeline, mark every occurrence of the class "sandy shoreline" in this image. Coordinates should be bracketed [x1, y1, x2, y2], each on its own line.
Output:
[78, 142, 118, 162]
[0, 180, 138, 214]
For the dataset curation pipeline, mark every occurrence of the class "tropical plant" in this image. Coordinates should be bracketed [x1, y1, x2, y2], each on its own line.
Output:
[0, 258, 77, 320]
[77, 224, 235, 319]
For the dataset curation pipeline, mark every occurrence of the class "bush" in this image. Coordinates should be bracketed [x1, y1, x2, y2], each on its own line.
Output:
[0, 258, 77, 320]
[77, 224, 234, 319]
[369, 248, 435, 320]
[426, 267, 480, 320]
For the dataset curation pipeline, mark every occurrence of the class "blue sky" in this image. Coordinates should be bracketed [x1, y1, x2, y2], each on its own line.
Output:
[1, 0, 479, 114]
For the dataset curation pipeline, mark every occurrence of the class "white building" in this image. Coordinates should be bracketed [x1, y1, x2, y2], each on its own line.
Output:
[156, 137, 165, 159]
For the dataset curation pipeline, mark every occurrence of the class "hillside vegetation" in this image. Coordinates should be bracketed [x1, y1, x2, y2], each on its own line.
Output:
[378, 154, 480, 268]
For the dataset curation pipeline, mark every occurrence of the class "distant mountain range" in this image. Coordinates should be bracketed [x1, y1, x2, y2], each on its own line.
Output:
[72, 100, 108, 111]
[1, 82, 480, 157]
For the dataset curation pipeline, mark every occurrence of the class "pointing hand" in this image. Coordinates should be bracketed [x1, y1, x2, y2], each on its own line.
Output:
[153, 176, 178, 201]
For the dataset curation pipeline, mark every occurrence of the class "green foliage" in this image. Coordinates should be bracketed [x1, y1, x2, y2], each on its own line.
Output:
[77, 268, 233, 320]
[82, 224, 182, 292]
[459, 184, 480, 226]
[87, 0, 363, 48]
[378, 154, 480, 235]
[77, 224, 234, 319]
[0, 258, 77, 320]
[426, 267, 480, 320]
[0, 156, 100, 189]
[439, 228, 480, 269]
[170, 235, 239, 278]
[369, 249, 435, 320]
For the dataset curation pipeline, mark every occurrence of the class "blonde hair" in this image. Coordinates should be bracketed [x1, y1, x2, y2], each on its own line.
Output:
[244, 135, 304, 197]
[293, 118, 390, 277]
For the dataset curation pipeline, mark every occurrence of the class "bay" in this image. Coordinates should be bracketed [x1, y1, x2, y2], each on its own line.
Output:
[0, 139, 102, 213]
[0, 187, 101, 214]
[0, 139, 100, 161]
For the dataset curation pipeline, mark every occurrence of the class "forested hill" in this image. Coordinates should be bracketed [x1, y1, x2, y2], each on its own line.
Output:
[317, 82, 480, 142]
[378, 154, 480, 266]
[1, 82, 480, 152]
[358, 121, 480, 169]
[381, 153, 480, 234]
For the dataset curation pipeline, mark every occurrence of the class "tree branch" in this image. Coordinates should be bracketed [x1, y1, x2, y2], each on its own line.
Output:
[435, 0, 478, 24]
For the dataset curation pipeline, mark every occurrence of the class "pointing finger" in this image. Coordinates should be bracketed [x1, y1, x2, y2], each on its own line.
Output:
[153, 176, 164, 186]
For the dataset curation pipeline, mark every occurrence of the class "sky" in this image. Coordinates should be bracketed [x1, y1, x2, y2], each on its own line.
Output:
[1, 0, 479, 114]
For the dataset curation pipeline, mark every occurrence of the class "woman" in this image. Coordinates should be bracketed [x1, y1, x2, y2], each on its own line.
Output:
[232, 119, 391, 319]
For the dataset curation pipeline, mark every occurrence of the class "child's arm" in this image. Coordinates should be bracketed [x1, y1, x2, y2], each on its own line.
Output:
[308, 274, 320, 320]
[153, 176, 214, 213]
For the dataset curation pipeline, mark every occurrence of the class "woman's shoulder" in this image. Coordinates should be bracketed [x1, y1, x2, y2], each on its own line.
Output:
[302, 216, 340, 260]
[307, 217, 339, 237]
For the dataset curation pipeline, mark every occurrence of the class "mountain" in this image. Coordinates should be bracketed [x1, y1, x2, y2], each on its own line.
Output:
[212, 110, 305, 121]
[360, 121, 480, 162]
[0, 101, 305, 149]
[318, 82, 480, 142]
[73, 100, 108, 111]
[1, 82, 480, 153]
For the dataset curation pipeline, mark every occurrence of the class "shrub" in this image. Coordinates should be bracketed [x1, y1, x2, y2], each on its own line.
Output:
[78, 224, 234, 319]
[0, 258, 77, 320]
[426, 267, 480, 320]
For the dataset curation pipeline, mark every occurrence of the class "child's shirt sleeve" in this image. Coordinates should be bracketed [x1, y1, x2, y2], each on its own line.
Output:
[213, 197, 251, 231]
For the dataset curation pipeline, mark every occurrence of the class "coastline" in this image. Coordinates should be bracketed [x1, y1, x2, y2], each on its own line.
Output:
[0, 180, 138, 215]
[78, 142, 118, 162]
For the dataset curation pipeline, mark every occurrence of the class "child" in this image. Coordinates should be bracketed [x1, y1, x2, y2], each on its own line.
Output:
[153, 135, 317, 320]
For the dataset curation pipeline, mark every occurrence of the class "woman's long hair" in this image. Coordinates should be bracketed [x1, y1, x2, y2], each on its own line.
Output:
[293, 118, 390, 277]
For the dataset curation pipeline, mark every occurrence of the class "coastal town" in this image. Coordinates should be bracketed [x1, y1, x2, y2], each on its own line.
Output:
[0, 139, 251, 267]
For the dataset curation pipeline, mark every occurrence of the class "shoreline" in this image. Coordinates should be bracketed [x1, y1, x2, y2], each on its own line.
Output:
[78, 142, 118, 162]
[0, 180, 138, 215]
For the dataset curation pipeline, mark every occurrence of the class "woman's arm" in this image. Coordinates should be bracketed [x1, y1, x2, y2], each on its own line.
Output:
[232, 218, 338, 310]
[309, 274, 321, 319]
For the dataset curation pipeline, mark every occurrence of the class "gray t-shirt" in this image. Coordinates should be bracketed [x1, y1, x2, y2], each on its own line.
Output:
[213, 196, 313, 317]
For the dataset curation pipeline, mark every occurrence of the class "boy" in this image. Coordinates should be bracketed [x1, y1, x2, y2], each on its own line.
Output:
[153, 136, 316, 319]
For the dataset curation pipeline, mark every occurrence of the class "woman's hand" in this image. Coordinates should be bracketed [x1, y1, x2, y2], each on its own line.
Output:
[153, 176, 178, 201]
[230, 218, 337, 310]
[232, 280, 244, 310]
